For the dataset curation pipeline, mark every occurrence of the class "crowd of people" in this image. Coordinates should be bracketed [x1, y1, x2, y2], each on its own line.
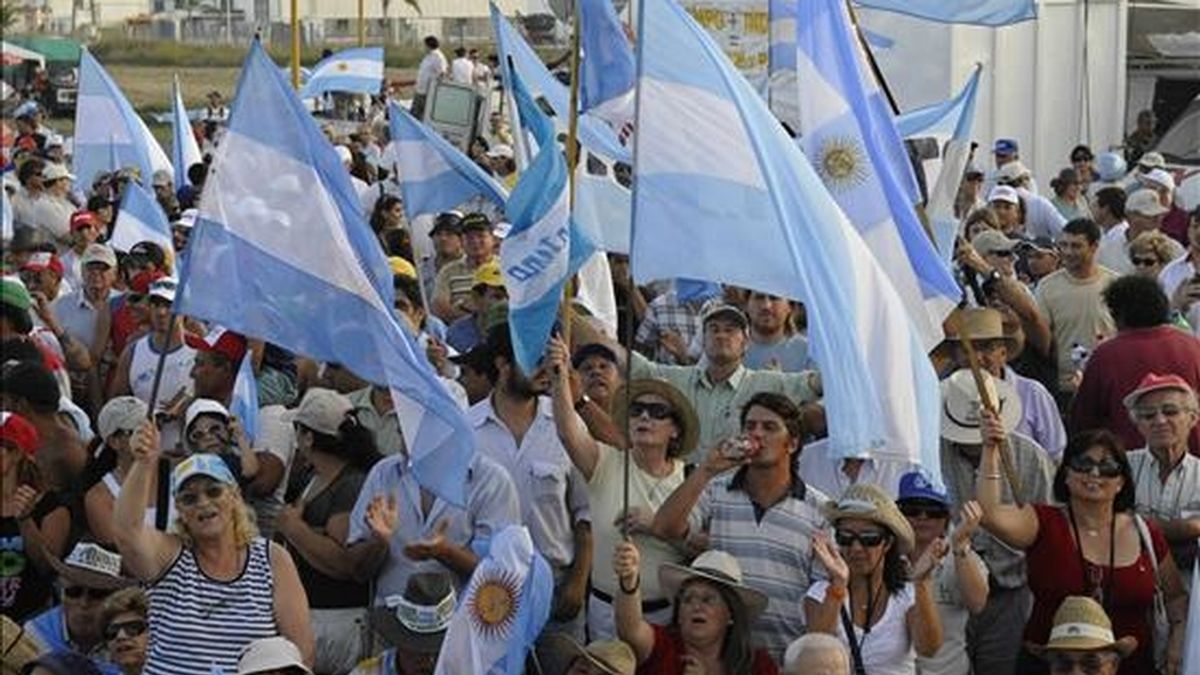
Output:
[1, 31, 1199, 675]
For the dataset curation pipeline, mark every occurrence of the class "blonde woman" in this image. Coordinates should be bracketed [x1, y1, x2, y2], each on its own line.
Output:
[114, 421, 313, 674]
[1127, 230, 1177, 281]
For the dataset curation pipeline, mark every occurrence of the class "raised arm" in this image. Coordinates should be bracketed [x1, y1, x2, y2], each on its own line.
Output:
[803, 532, 850, 635]
[113, 421, 182, 581]
[547, 335, 601, 479]
[651, 441, 742, 540]
[951, 501, 990, 615]
[612, 540, 656, 664]
[975, 410, 1039, 550]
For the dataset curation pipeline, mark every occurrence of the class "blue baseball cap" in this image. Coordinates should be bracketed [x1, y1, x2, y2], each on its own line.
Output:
[897, 471, 949, 506]
[993, 138, 1018, 155]
[172, 453, 237, 493]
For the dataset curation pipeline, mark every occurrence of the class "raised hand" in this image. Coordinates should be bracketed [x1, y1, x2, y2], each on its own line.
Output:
[612, 540, 641, 586]
[131, 420, 161, 464]
[365, 495, 399, 543]
[952, 501, 984, 552]
[812, 531, 849, 588]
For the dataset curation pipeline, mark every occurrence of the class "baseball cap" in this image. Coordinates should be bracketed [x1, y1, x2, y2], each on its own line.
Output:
[172, 453, 237, 493]
[896, 471, 950, 507]
[1019, 236, 1059, 256]
[430, 211, 463, 236]
[987, 185, 1020, 205]
[128, 269, 166, 295]
[20, 252, 64, 276]
[1139, 168, 1175, 192]
[0, 277, 32, 311]
[993, 138, 1018, 155]
[572, 342, 620, 369]
[185, 326, 248, 364]
[172, 209, 198, 230]
[389, 256, 417, 279]
[97, 396, 149, 441]
[971, 229, 1018, 254]
[0, 412, 39, 457]
[701, 303, 749, 331]
[1137, 151, 1166, 170]
[81, 243, 118, 269]
[236, 637, 312, 675]
[1127, 189, 1168, 218]
[69, 210, 102, 232]
[486, 144, 514, 160]
[996, 161, 1031, 185]
[472, 260, 504, 289]
[41, 163, 74, 182]
[128, 241, 167, 269]
[1122, 372, 1195, 409]
[460, 212, 492, 232]
[184, 398, 231, 431]
[148, 277, 178, 303]
[285, 387, 354, 436]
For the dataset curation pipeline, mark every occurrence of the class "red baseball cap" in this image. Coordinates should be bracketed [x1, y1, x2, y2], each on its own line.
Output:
[69, 210, 102, 232]
[0, 412, 40, 457]
[1122, 373, 1196, 409]
[128, 269, 166, 295]
[185, 327, 248, 364]
[20, 252, 64, 277]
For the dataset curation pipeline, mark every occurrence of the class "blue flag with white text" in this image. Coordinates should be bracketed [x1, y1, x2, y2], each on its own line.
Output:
[853, 0, 1036, 27]
[501, 73, 596, 375]
[175, 41, 474, 507]
[632, 0, 942, 477]
[298, 47, 385, 99]
[388, 102, 508, 222]
[109, 182, 173, 254]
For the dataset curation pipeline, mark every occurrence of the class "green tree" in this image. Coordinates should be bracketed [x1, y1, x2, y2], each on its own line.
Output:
[1, 1, 21, 33]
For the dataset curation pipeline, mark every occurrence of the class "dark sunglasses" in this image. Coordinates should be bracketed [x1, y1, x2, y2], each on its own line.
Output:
[105, 620, 148, 641]
[176, 483, 227, 508]
[63, 586, 112, 601]
[629, 401, 673, 420]
[835, 530, 889, 548]
[1131, 256, 1160, 268]
[1066, 455, 1123, 478]
[987, 249, 1016, 258]
[900, 504, 949, 520]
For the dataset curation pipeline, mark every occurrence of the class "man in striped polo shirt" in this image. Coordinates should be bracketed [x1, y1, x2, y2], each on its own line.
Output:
[653, 391, 827, 666]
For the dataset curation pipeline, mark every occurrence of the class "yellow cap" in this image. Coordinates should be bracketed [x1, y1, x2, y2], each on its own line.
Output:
[389, 256, 416, 279]
[472, 260, 504, 289]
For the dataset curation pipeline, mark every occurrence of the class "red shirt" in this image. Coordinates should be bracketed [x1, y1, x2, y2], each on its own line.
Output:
[1070, 325, 1200, 457]
[640, 625, 779, 675]
[1025, 504, 1167, 675]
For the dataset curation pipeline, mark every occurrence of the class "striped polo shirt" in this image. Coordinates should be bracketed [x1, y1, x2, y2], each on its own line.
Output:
[688, 466, 828, 665]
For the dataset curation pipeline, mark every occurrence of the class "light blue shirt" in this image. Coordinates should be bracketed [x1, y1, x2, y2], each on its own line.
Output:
[1006, 366, 1067, 461]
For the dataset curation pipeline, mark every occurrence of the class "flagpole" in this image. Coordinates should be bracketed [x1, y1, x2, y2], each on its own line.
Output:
[559, 0, 584, 350]
[290, 0, 301, 90]
[844, 0, 900, 115]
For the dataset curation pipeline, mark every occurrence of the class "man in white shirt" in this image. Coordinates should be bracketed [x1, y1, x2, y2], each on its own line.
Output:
[412, 36, 448, 120]
[449, 47, 473, 84]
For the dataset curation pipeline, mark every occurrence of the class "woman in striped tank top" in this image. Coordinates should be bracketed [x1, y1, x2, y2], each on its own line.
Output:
[113, 421, 314, 674]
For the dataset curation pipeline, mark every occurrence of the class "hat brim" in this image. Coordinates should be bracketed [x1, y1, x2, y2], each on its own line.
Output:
[368, 608, 446, 654]
[1122, 381, 1194, 409]
[658, 563, 768, 619]
[46, 552, 136, 591]
[612, 379, 700, 458]
[538, 634, 627, 675]
[821, 501, 916, 555]
[939, 378, 1023, 446]
[1026, 636, 1138, 659]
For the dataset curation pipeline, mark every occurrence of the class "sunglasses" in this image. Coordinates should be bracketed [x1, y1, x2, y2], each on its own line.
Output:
[1049, 652, 1116, 674]
[1131, 256, 1160, 268]
[834, 530, 889, 548]
[176, 483, 227, 508]
[629, 401, 673, 420]
[900, 505, 949, 520]
[987, 250, 1016, 258]
[63, 586, 112, 601]
[105, 620, 148, 641]
[1066, 455, 1123, 478]
[1133, 404, 1188, 421]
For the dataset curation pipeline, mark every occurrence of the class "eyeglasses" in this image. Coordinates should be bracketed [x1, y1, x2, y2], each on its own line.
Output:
[176, 483, 227, 508]
[1049, 652, 1117, 674]
[1133, 404, 1189, 421]
[104, 620, 148, 641]
[1130, 256, 1160, 267]
[987, 250, 1016, 258]
[679, 590, 724, 608]
[187, 423, 227, 444]
[899, 505, 950, 520]
[62, 586, 112, 601]
[834, 530, 889, 548]
[1066, 455, 1123, 478]
[629, 401, 673, 420]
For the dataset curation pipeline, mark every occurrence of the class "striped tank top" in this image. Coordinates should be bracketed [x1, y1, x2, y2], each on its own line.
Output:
[145, 537, 278, 675]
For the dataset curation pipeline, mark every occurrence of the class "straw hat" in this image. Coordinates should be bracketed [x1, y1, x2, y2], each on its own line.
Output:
[47, 542, 136, 591]
[822, 483, 915, 555]
[611, 379, 699, 458]
[1027, 596, 1137, 657]
[539, 634, 636, 675]
[940, 368, 1022, 445]
[1, 615, 40, 675]
[943, 308, 1019, 352]
[659, 550, 768, 619]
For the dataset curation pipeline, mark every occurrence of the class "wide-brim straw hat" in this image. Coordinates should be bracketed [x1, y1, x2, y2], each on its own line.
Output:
[822, 483, 916, 555]
[612, 379, 699, 459]
[539, 634, 636, 675]
[943, 307, 1020, 352]
[1027, 596, 1138, 658]
[940, 368, 1022, 445]
[659, 550, 769, 619]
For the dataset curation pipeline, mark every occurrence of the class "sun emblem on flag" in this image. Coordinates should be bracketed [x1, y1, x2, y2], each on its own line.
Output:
[336, 62, 349, 72]
[817, 135, 868, 193]
[468, 567, 521, 640]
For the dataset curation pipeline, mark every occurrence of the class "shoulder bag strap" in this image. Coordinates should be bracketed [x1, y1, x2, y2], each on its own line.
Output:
[840, 605, 869, 675]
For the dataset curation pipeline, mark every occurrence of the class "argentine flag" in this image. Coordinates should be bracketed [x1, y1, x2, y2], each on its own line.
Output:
[109, 182, 173, 254]
[229, 350, 260, 445]
[171, 75, 204, 188]
[299, 47, 385, 100]
[175, 41, 474, 507]
[388, 102, 508, 221]
[786, 0, 960, 350]
[75, 50, 173, 189]
[433, 526, 553, 675]
[632, 0, 943, 477]
[501, 72, 597, 375]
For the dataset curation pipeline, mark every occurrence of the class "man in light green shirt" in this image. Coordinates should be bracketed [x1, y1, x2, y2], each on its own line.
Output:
[629, 304, 821, 462]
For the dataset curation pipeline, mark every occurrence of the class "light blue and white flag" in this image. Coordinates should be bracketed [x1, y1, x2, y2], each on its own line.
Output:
[897, 65, 983, 261]
[579, 0, 636, 135]
[298, 47, 385, 100]
[786, 0, 959, 350]
[230, 351, 260, 445]
[632, 0, 943, 475]
[501, 73, 596, 374]
[433, 525, 553, 675]
[388, 102, 508, 221]
[74, 50, 172, 189]
[175, 40, 474, 506]
[171, 75, 204, 189]
[853, 0, 1036, 27]
[1184, 555, 1200, 674]
[109, 182, 173, 253]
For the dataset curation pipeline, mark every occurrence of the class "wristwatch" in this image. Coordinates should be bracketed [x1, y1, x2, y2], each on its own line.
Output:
[574, 393, 591, 412]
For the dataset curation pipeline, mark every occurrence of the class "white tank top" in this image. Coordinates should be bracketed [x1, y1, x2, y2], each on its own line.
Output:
[129, 335, 196, 454]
